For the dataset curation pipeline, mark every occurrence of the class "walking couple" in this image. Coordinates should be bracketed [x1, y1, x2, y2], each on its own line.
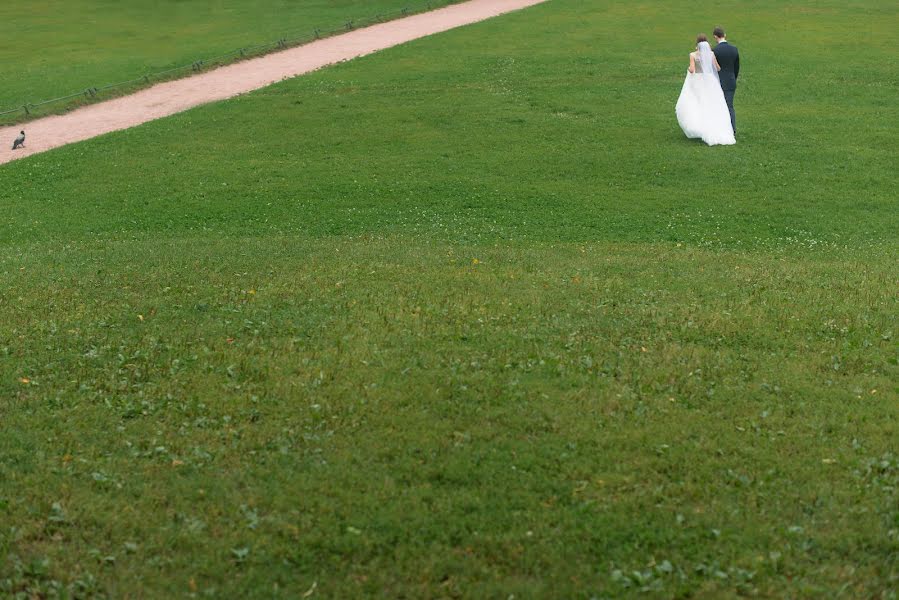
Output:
[676, 26, 740, 146]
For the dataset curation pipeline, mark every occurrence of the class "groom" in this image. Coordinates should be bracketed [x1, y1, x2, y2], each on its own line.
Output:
[712, 26, 739, 134]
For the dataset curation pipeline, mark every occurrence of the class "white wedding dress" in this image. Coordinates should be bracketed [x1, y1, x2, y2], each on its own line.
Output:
[676, 41, 735, 146]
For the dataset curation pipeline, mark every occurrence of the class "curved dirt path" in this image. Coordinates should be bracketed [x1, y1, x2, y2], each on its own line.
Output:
[0, 0, 545, 166]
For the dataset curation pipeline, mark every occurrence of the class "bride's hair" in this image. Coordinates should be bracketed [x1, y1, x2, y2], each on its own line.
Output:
[696, 33, 708, 44]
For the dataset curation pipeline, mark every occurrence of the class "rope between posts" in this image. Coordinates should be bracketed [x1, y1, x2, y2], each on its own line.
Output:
[0, 0, 460, 120]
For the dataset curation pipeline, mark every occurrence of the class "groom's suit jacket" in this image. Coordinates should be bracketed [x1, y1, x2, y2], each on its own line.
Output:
[713, 41, 740, 91]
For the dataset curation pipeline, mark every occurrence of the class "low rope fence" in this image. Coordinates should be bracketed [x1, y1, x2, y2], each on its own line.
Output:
[0, 0, 460, 120]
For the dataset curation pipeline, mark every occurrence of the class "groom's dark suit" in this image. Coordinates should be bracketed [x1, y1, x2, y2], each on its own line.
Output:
[713, 40, 739, 133]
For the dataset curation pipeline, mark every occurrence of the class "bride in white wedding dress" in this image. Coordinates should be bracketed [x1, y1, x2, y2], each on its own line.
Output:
[676, 35, 736, 146]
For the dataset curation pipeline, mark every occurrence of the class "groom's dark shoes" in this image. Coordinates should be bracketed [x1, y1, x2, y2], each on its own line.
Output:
[713, 37, 739, 133]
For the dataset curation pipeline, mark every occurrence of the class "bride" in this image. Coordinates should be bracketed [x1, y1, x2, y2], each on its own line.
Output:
[676, 34, 736, 146]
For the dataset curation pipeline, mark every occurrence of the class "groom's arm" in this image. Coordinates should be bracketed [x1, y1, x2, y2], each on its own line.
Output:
[734, 50, 740, 80]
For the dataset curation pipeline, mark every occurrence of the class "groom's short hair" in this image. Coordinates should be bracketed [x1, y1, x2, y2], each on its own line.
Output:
[713, 26, 725, 38]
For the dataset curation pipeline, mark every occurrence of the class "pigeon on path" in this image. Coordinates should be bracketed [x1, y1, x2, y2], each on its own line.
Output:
[12, 131, 25, 150]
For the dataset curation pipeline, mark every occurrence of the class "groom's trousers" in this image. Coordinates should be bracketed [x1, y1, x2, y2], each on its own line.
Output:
[723, 90, 736, 133]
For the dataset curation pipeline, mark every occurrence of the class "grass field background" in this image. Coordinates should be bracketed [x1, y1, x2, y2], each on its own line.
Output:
[1, 0, 897, 597]
[0, 0, 458, 119]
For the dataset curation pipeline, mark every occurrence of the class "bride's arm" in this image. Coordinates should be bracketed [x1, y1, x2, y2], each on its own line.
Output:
[688, 53, 696, 73]
[713, 55, 722, 72]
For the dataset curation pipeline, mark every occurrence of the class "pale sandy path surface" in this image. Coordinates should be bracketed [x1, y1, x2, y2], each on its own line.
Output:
[0, 0, 546, 166]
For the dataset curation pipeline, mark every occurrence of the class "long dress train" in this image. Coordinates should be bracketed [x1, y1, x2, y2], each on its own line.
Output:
[675, 45, 735, 146]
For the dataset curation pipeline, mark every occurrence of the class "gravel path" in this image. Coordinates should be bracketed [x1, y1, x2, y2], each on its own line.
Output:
[0, 0, 546, 166]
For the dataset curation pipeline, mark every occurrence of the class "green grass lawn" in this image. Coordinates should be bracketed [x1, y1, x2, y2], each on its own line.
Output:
[0, 0, 457, 120]
[1, 0, 897, 597]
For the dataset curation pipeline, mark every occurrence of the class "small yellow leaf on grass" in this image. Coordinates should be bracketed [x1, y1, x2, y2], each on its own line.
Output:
[62, 454, 73, 463]
[822, 458, 837, 465]
[172, 459, 184, 467]
[471, 258, 480, 265]
[137, 314, 144, 322]
[18, 377, 30, 384]
[248, 289, 256, 295]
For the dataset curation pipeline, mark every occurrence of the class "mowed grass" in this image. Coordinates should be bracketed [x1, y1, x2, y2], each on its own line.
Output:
[0, 0, 457, 117]
[1, 0, 897, 597]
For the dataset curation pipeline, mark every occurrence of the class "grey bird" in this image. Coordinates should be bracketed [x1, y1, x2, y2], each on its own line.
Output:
[12, 130, 25, 150]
